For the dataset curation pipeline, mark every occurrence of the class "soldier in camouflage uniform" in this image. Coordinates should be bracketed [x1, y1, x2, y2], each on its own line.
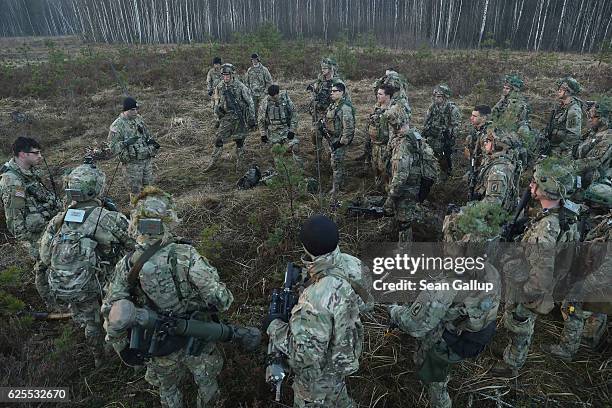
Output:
[39, 163, 133, 366]
[108, 97, 160, 197]
[266, 215, 372, 408]
[307, 58, 341, 152]
[103, 187, 235, 408]
[204, 63, 256, 172]
[258, 84, 299, 162]
[206, 56, 223, 110]
[573, 98, 612, 200]
[545, 77, 583, 158]
[472, 128, 521, 212]
[0, 137, 62, 306]
[491, 159, 580, 376]
[422, 84, 461, 177]
[366, 84, 411, 188]
[390, 221, 502, 408]
[321, 82, 355, 195]
[491, 75, 531, 136]
[384, 129, 440, 243]
[245, 53, 273, 122]
[466, 105, 492, 200]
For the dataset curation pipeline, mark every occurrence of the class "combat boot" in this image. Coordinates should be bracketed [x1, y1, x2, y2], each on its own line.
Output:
[541, 343, 573, 362]
[489, 361, 519, 378]
[204, 146, 222, 172]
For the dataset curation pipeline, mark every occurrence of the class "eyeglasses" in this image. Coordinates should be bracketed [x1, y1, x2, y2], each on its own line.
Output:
[376, 92, 386, 96]
[25, 150, 42, 156]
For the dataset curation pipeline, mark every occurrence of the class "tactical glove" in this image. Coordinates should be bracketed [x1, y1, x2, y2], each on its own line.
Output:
[217, 106, 227, 115]
[332, 141, 344, 150]
[123, 136, 139, 146]
[261, 134, 269, 143]
[306, 84, 315, 92]
[230, 325, 262, 352]
[262, 313, 285, 332]
[287, 131, 295, 140]
[208, 90, 214, 97]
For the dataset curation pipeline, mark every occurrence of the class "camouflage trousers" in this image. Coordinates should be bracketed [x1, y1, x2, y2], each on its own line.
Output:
[252, 95, 262, 122]
[216, 113, 248, 145]
[124, 159, 154, 195]
[145, 343, 223, 408]
[270, 138, 302, 166]
[293, 374, 354, 408]
[553, 303, 607, 358]
[502, 303, 537, 369]
[390, 189, 425, 242]
[371, 143, 389, 187]
[326, 144, 347, 190]
[23, 234, 54, 307]
[54, 290, 104, 359]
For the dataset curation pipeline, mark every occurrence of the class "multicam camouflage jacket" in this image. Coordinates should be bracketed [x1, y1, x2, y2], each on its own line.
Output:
[267, 247, 371, 381]
[474, 156, 519, 212]
[574, 126, 612, 182]
[258, 92, 298, 143]
[0, 158, 61, 243]
[492, 91, 531, 130]
[245, 64, 273, 98]
[206, 66, 223, 95]
[548, 97, 583, 155]
[324, 97, 355, 146]
[367, 101, 410, 146]
[108, 114, 158, 163]
[423, 101, 461, 139]
[214, 79, 255, 123]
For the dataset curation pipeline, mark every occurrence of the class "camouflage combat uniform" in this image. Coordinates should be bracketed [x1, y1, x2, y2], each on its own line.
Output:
[389, 261, 500, 408]
[206, 65, 223, 108]
[366, 100, 410, 188]
[499, 206, 580, 372]
[245, 63, 273, 121]
[372, 71, 412, 121]
[258, 91, 299, 159]
[573, 124, 612, 192]
[105, 237, 233, 408]
[39, 199, 133, 363]
[385, 130, 439, 242]
[324, 95, 355, 193]
[308, 64, 342, 149]
[267, 247, 371, 407]
[547, 97, 582, 158]
[108, 114, 158, 195]
[492, 90, 531, 134]
[210, 76, 255, 165]
[422, 100, 461, 173]
[0, 158, 61, 303]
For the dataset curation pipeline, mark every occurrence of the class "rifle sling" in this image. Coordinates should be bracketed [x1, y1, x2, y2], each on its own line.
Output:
[127, 239, 166, 289]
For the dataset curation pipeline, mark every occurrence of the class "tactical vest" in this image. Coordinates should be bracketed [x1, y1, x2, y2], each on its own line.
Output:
[424, 102, 456, 136]
[367, 106, 390, 144]
[315, 79, 333, 113]
[265, 93, 291, 127]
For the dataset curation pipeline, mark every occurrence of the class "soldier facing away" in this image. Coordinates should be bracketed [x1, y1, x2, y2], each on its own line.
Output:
[545, 76, 583, 158]
[205, 63, 256, 172]
[39, 162, 134, 367]
[0, 136, 62, 306]
[103, 187, 236, 408]
[258, 84, 300, 162]
[107, 97, 160, 198]
[491, 75, 531, 136]
[245, 53, 273, 122]
[266, 215, 372, 408]
[422, 84, 461, 177]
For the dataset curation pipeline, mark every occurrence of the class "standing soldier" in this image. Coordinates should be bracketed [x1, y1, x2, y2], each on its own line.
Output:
[471, 128, 521, 212]
[384, 129, 440, 243]
[266, 215, 371, 408]
[103, 187, 247, 408]
[545, 77, 583, 158]
[258, 84, 299, 162]
[321, 82, 355, 195]
[245, 53, 273, 122]
[0, 136, 61, 306]
[107, 97, 160, 198]
[422, 84, 461, 177]
[491, 75, 531, 136]
[466, 105, 492, 200]
[307, 57, 341, 152]
[572, 98, 611, 199]
[366, 84, 410, 189]
[39, 162, 133, 367]
[205, 63, 256, 172]
[206, 56, 223, 109]
[491, 159, 580, 377]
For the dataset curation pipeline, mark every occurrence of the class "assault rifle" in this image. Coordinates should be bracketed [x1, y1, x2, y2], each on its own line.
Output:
[108, 299, 261, 367]
[467, 137, 481, 201]
[347, 205, 385, 217]
[265, 262, 301, 401]
[501, 188, 532, 242]
[17, 310, 72, 320]
[441, 129, 454, 172]
[222, 87, 249, 129]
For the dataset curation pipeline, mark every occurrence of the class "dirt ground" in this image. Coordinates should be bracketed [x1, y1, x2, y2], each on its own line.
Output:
[0, 36, 611, 407]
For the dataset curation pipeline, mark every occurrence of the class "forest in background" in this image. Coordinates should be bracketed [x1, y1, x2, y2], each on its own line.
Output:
[0, 0, 611, 52]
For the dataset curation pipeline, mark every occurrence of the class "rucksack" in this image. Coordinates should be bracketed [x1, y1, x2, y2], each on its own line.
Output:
[48, 207, 100, 299]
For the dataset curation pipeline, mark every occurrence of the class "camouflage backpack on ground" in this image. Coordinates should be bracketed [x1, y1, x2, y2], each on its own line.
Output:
[47, 207, 101, 299]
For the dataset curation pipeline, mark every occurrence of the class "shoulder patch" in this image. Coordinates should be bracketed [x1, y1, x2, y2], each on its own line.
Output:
[411, 302, 423, 316]
[14, 188, 25, 198]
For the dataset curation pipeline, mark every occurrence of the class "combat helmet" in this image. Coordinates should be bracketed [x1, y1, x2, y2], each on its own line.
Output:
[433, 84, 451, 98]
[504, 74, 524, 91]
[532, 158, 575, 200]
[556, 76, 581, 95]
[66, 160, 106, 202]
[320, 57, 337, 70]
[130, 187, 180, 236]
[588, 97, 611, 126]
[485, 127, 521, 157]
[221, 63, 235, 75]
[584, 182, 612, 209]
